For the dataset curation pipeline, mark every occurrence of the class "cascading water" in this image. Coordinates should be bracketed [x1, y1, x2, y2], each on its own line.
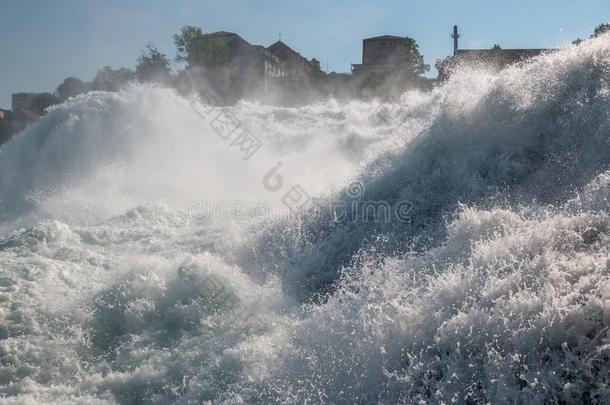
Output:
[0, 36, 609, 404]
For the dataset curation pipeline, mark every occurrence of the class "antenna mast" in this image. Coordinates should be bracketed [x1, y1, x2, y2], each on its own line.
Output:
[452, 25, 460, 55]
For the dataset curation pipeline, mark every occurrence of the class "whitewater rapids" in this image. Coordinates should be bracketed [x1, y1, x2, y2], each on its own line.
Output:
[0, 36, 609, 404]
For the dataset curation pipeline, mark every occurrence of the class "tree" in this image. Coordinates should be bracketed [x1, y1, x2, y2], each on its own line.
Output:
[30, 93, 59, 114]
[92, 66, 135, 91]
[435, 56, 457, 81]
[136, 43, 171, 83]
[395, 37, 429, 79]
[572, 23, 610, 46]
[174, 25, 203, 64]
[56, 77, 90, 101]
[173, 25, 231, 69]
[592, 23, 610, 38]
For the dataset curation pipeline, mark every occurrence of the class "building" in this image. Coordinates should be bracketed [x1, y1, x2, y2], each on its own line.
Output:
[351, 35, 413, 77]
[0, 108, 16, 145]
[202, 31, 283, 93]
[11, 92, 52, 122]
[323, 72, 353, 97]
[454, 48, 553, 67]
[267, 40, 324, 81]
[0, 108, 14, 122]
[4, 93, 53, 139]
[438, 26, 557, 79]
[11, 93, 43, 112]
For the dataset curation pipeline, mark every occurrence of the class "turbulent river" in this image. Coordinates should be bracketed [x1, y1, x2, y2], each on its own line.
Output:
[1, 36, 610, 404]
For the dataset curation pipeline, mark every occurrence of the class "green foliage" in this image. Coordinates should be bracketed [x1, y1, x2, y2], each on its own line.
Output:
[136, 43, 171, 83]
[572, 23, 610, 46]
[92, 66, 135, 92]
[56, 77, 90, 101]
[174, 25, 203, 64]
[592, 23, 610, 38]
[435, 56, 457, 81]
[396, 37, 429, 79]
[173, 25, 232, 69]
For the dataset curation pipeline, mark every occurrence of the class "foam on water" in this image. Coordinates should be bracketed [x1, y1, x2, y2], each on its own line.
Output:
[0, 36, 609, 404]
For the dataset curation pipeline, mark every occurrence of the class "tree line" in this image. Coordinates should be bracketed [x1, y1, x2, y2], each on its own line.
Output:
[14, 22, 610, 114]
[32, 24, 433, 107]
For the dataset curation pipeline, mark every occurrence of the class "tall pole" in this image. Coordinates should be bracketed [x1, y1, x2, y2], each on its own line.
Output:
[452, 25, 460, 55]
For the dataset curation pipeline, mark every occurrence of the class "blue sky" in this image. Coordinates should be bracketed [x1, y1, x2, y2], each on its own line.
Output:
[1, 0, 609, 108]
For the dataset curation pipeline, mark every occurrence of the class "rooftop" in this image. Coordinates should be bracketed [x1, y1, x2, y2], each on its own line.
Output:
[268, 40, 307, 59]
[203, 31, 243, 46]
[268, 40, 320, 70]
[364, 35, 406, 41]
[455, 48, 556, 56]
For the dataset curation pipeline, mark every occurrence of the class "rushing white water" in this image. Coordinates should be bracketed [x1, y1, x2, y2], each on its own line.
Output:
[1, 36, 609, 404]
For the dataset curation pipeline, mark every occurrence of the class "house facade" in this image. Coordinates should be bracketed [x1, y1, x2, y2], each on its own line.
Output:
[267, 40, 323, 81]
[351, 35, 412, 77]
[202, 31, 283, 94]
[437, 26, 556, 80]
[11, 93, 43, 112]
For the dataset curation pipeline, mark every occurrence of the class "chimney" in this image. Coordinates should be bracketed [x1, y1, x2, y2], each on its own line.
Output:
[452, 25, 460, 55]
